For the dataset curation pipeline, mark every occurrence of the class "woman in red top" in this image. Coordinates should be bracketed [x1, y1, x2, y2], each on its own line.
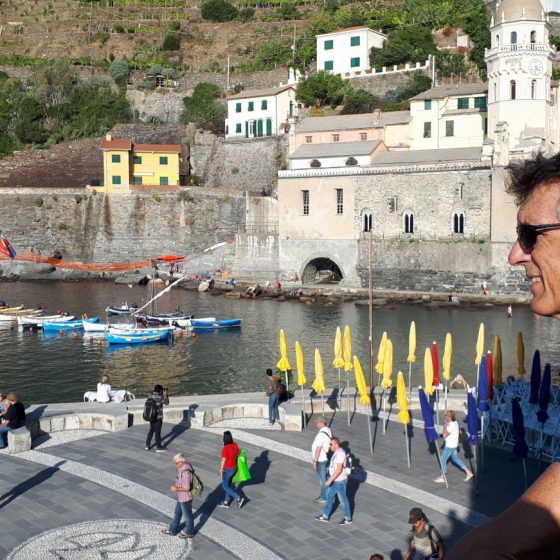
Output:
[219, 431, 245, 509]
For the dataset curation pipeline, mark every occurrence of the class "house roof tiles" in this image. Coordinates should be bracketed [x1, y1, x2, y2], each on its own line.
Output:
[228, 85, 295, 100]
[100, 138, 133, 151]
[134, 144, 182, 153]
[411, 83, 488, 101]
[296, 111, 410, 133]
[289, 140, 382, 159]
[370, 146, 482, 166]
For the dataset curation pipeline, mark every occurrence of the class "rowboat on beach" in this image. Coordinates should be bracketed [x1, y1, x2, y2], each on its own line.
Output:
[190, 318, 242, 330]
[43, 317, 100, 331]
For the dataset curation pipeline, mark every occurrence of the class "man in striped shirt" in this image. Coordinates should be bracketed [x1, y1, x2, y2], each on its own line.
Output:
[162, 453, 194, 539]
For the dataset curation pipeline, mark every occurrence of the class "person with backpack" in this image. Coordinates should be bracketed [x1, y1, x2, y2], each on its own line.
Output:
[218, 430, 245, 509]
[311, 416, 332, 503]
[265, 368, 282, 425]
[314, 436, 352, 525]
[434, 410, 473, 484]
[162, 453, 194, 539]
[144, 385, 169, 452]
[405, 507, 445, 560]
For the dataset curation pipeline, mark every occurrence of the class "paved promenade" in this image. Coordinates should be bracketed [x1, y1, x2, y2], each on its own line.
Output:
[0, 396, 542, 559]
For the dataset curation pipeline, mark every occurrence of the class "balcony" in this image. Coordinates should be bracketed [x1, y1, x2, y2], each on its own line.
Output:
[485, 42, 553, 56]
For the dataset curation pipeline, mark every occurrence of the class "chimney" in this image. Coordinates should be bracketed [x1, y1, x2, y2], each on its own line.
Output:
[373, 109, 381, 126]
[105, 133, 112, 141]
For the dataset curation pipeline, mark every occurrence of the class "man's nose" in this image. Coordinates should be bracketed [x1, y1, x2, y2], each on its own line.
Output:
[508, 239, 531, 266]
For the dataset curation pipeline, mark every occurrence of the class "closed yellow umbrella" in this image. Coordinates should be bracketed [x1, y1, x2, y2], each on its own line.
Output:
[343, 325, 353, 372]
[407, 322, 416, 363]
[333, 327, 344, 369]
[424, 347, 435, 396]
[375, 331, 387, 374]
[295, 341, 306, 386]
[353, 356, 371, 405]
[517, 332, 525, 377]
[276, 329, 292, 396]
[381, 338, 393, 389]
[397, 371, 411, 468]
[493, 335, 503, 385]
[313, 348, 326, 414]
[475, 323, 485, 365]
[442, 333, 452, 381]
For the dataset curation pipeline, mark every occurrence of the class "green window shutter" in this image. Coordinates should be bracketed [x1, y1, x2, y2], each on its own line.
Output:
[474, 96, 487, 110]
[324, 40, 333, 50]
[266, 118, 272, 136]
[424, 99, 432, 110]
[248, 101, 254, 111]
[134, 176, 142, 185]
[458, 97, 469, 109]
[324, 60, 333, 71]
[235, 123, 242, 133]
[261, 100, 268, 110]
[160, 176, 169, 186]
[133, 155, 142, 164]
[350, 36, 360, 46]
[111, 154, 120, 163]
[236, 103, 241, 113]
[159, 156, 168, 165]
[446, 120, 454, 136]
[112, 175, 121, 185]
[350, 57, 360, 68]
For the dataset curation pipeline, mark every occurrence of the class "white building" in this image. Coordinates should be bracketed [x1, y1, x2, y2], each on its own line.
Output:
[316, 26, 386, 76]
[225, 85, 298, 139]
[288, 140, 387, 169]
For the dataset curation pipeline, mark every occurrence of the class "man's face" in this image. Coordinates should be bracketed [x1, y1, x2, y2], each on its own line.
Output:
[508, 183, 560, 317]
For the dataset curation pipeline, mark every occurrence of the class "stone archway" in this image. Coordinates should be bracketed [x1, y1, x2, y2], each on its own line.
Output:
[302, 257, 343, 284]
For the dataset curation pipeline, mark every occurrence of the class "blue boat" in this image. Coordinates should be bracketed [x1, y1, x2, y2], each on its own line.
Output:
[190, 318, 242, 330]
[106, 329, 171, 344]
[43, 317, 100, 331]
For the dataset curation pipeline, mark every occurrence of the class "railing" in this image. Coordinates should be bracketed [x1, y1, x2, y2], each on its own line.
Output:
[485, 43, 553, 56]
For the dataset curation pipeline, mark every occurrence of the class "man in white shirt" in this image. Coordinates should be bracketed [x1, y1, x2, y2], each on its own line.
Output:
[96, 375, 112, 403]
[311, 416, 332, 503]
[434, 410, 473, 484]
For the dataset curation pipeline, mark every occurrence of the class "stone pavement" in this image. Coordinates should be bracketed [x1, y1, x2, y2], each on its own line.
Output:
[0, 402, 542, 559]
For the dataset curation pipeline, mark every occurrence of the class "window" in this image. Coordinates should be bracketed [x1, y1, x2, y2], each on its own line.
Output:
[531, 30, 537, 44]
[511, 31, 517, 45]
[493, 82, 497, 102]
[332, 134, 340, 142]
[350, 36, 360, 46]
[112, 175, 121, 185]
[445, 120, 454, 137]
[453, 211, 465, 234]
[310, 159, 321, 168]
[261, 100, 268, 110]
[159, 156, 168, 165]
[134, 176, 142, 185]
[474, 96, 487, 110]
[111, 154, 121, 163]
[324, 39, 333, 50]
[324, 60, 334, 71]
[134, 155, 142, 164]
[531, 79, 536, 99]
[496, 34, 500, 45]
[484, 118, 488, 135]
[248, 101, 254, 111]
[346, 157, 358, 166]
[457, 97, 469, 109]
[424, 99, 432, 110]
[235, 102, 241, 113]
[236, 123, 242, 133]
[350, 57, 360, 68]
[336, 189, 343, 215]
[360, 133, 367, 141]
[362, 212, 373, 232]
[302, 190, 309, 215]
[423, 122, 432, 138]
[160, 176, 169, 185]
[305, 136, 312, 144]
[404, 212, 414, 234]
[510, 80, 516, 100]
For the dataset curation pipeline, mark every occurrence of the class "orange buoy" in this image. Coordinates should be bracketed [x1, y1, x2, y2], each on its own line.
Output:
[179, 330, 184, 337]
[60, 330, 64, 336]
[191, 332, 197, 339]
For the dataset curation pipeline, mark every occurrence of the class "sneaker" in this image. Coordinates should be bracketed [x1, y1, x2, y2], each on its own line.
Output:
[145, 446, 150, 451]
[314, 497, 326, 503]
[434, 475, 445, 483]
[314, 515, 329, 523]
[464, 471, 474, 482]
[218, 502, 230, 508]
[156, 447, 167, 453]
[338, 518, 352, 526]
[237, 497, 246, 509]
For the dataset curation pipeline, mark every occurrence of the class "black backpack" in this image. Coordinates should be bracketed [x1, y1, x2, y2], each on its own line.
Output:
[143, 397, 158, 422]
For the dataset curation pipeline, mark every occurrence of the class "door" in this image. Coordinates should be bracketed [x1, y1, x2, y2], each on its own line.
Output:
[266, 118, 272, 136]
[257, 119, 263, 137]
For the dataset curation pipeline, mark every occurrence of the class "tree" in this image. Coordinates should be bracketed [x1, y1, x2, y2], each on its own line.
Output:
[181, 82, 226, 133]
[201, 0, 238, 22]
[296, 71, 350, 108]
[276, 1, 300, 21]
[110, 58, 130, 89]
[238, 7, 254, 22]
[256, 40, 292, 70]
[14, 119, 48, 144]
[462, 0, 490, 77]
[435, 52, 467, 77]
[376, 27, 437, 67]
[341, 89, 378, 114]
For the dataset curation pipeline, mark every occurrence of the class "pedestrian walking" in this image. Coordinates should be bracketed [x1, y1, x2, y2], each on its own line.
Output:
[218, 431, 245, 509]
[314, 437, 352, 525]
[404, 507, 444, 560]
[145, 385, 169, 452]
[162, 453, 195, 539]
[507, 305, 513, 318]
[434, 411, 473, 484]
[311, 416, 332, 503]
[265, 368, 281, 425]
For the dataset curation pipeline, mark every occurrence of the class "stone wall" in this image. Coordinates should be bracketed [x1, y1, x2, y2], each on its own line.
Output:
[0, 188, 245, 262]
[349, 69, 430, 98]
[126, 90, 185, 124]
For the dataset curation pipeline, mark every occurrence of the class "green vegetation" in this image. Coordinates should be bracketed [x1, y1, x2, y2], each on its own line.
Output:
[296, 70, 350, 108]
[201, 0, 238, 22]
[110, 58, 130, 89]
[181, 82, 226, 134]
[372, 27, 437, 69]
[162, 32, 180, 51]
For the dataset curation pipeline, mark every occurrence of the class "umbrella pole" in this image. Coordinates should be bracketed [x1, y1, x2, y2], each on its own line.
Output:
[480, 414, 485, 473]
[300, 385, 305, 419]
[538, 425, 544, 474]
[366, 403, 373, 455]
[475, 366, 479, 397]
[444, 383, 448, 415]
[473, 445, 479, 495]
[405, 424, 411, 468]
[284, 370, 289, 400]
[338, 368, 341, 410]
[408, 362, 412, 400]
[522, 458, 528, 490]
[434, 445, 448, 488]
[435, 389, 440, 430]
[321, 393, 325, 416]
[346, 373, 351, 426]
[382, 390, 387, 435]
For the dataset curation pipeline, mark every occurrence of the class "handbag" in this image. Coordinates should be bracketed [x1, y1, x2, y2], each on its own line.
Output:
[232, 448, 252, 483]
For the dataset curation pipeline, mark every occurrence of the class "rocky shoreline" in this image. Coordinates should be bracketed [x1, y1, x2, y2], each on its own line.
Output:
[0, 259, 531, 308]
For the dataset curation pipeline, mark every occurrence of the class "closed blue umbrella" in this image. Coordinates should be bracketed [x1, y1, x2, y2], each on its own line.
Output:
[467, 392, 479, 445]
[419, 387, 447, 487]
[477, 356, 489, 412]
[529, 350, 541, 405]
[512, 397, 528, 488]
[537, 364, 551, 424]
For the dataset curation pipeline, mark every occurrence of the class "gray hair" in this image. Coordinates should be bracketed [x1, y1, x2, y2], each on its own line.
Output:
[315, 416, 327, 426]
[173, 453, 186, 463]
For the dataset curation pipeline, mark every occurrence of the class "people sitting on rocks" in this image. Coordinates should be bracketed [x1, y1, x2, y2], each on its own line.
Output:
[448, 295, 460, 304]
[273, 280, 282, 293]
[97, 375, 112, 403]
[290, 287, 304, 297]
[246, 285, 262, 298]
[0, 393, 26, 449]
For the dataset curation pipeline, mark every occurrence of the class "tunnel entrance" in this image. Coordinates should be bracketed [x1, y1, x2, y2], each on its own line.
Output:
[302, 258, 343, 284]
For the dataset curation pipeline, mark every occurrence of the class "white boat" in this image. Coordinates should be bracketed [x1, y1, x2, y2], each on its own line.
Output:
[0, 309, 43, 322]
[18, 315, 75, 327]
[175, 316, 216, 328]
[83, 320, 109, 332]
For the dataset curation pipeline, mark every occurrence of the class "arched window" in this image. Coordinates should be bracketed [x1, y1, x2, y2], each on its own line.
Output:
[530, 30, 537, 44]
[493, 82, 497, 102]
[346, 157, 358, 166]
[511, 31, 517, 45]
[531, 79, 536, 99]
[453, 211, 465, 234]
[362, 212, 373, 232]
[510, 80, 516, 100]
[310, 159, 321, 168]
[496, 34, 500, 46]
[403, 212, 414, 234]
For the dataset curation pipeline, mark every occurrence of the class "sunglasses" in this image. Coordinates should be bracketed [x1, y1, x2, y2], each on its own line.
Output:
[516, 223, 560, 253]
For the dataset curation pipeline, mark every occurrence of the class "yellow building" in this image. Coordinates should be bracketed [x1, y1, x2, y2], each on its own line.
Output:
[100, 135, 182, 192]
